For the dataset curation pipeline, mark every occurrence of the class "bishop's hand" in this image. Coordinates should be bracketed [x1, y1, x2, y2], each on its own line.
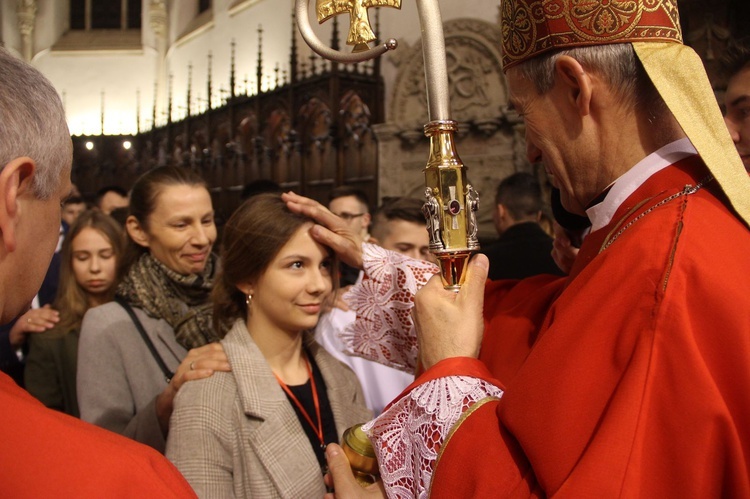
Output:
[413, 254, 488, 370]
[282, 192, 364, 270]
[324, 444, 385, 499]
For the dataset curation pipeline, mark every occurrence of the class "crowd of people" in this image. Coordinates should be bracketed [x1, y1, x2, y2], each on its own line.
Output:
[0, 144, 464, 494]
[2, 0, 750, 495]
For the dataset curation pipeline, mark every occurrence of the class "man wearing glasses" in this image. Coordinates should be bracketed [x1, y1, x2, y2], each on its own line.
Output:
[328, 186, 372, 241]
[328, 186, 372, 286]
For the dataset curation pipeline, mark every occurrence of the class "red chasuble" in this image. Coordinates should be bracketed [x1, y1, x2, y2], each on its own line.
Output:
[0, 371, 196, 497]
[428, 157, 750, 497]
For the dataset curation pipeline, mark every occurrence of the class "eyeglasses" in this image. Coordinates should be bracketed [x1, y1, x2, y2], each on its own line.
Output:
[335, 212, 366, 221]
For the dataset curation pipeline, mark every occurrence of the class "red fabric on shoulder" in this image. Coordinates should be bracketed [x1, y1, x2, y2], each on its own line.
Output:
[0, 372, 196, 497]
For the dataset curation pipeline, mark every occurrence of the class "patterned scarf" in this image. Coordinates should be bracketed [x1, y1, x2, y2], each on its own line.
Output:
[117, 252, 220, 349]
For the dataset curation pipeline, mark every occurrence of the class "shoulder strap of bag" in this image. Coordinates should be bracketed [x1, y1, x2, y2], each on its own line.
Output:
[114, 296, 174, 383]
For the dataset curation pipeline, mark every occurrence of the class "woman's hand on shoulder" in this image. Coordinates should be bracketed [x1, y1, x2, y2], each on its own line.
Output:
[8, 305, 60, 347]
[174, 342, 231, 390]
[156, 342, 231, 434]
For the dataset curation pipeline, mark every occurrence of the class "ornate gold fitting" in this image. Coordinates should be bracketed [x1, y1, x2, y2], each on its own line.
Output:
[423, 120, 479, 291]
[316, 0, 402, 53]
[341, 424, 380, 487]
[297, 0, 398, 64]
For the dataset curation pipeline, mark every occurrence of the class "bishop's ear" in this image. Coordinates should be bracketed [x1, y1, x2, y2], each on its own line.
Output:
[554, 55, 592, 117]
[0, 157, 36, 253]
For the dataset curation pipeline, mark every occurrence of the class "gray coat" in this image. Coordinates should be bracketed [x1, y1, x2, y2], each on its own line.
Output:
[77, 302, 187, 453]
[166, 319, 372, 498]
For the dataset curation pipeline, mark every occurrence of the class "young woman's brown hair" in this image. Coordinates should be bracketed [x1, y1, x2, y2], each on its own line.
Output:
[212, 193, 337, 335]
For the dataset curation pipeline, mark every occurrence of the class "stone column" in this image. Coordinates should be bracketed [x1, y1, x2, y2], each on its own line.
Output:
[150, 0, 169, 126]
[17, 0, 37, 61]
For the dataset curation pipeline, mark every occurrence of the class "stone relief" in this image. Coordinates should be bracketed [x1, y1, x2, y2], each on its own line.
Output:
[17, 0, 37, 60]
[150, 0, 168, 37]
[389, 18, 506, 129]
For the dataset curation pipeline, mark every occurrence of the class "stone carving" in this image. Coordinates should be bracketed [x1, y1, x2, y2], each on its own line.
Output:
[389, 18, 506, 128]
[17, 0, 37, 61]
[17, 0, 36, 35]
[150, 0, 168, 37]
[340, 90, 371, 143]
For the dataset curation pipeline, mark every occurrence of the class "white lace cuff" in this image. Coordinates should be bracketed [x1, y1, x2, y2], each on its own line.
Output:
[363, 376, 504, 498]
[341, 243, 438, 372]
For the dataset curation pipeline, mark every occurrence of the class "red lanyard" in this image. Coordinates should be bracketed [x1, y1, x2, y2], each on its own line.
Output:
[274, 356, 324, 447]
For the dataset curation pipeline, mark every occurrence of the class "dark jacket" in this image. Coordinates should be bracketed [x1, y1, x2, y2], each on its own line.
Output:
[25, 328, 80, 417]
[481, 222, 565, 280]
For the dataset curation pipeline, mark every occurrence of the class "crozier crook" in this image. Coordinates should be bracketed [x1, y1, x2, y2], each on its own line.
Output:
[297, 0, 479, 290]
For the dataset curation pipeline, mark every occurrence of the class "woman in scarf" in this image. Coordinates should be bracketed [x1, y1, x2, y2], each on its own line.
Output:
[77, 167, 230, 453]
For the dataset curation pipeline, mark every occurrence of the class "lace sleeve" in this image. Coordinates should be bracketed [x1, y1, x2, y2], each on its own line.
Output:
[341, 243, 438, 372]
[363, 376, 504, 499]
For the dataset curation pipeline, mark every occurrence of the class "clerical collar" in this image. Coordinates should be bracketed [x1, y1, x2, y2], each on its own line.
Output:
[584, 183, 615, 210]
[585, 138, 697, 231]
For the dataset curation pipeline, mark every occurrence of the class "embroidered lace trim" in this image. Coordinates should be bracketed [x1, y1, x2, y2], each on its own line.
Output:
[363, 376, 504, 498]
[342, 243, 438, 372]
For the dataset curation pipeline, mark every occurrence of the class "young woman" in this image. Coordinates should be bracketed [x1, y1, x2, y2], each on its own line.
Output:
[166, 193, 371, 497]
[77, 167, 230, 453]
[25, 210, 124, 417]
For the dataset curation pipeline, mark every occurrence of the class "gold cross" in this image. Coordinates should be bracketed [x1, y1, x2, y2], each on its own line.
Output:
[316, 0, 401, 53]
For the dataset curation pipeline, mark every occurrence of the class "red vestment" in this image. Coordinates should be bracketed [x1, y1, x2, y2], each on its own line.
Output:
[425, 157, 750, 497]
[0, 371, 196, 497]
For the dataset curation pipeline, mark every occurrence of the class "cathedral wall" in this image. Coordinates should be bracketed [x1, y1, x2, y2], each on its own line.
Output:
[1, 2, 22, 57]
[35, 50, 158, 135]
[35, 0, 69, 54]
[11, 0, 500, 136]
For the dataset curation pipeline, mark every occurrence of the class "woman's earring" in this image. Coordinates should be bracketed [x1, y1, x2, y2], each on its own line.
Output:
[246, 294, 253, 306]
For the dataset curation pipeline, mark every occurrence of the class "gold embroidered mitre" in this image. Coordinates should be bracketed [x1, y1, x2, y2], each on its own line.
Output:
[500, 0, 683, 69]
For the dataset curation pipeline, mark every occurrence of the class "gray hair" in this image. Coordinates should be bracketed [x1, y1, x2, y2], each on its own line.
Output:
[0, 48, 71, 199]
[516, 43, 667, 119]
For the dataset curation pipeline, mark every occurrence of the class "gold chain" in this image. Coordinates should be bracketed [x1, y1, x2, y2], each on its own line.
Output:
[599, 175, 714, 253]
